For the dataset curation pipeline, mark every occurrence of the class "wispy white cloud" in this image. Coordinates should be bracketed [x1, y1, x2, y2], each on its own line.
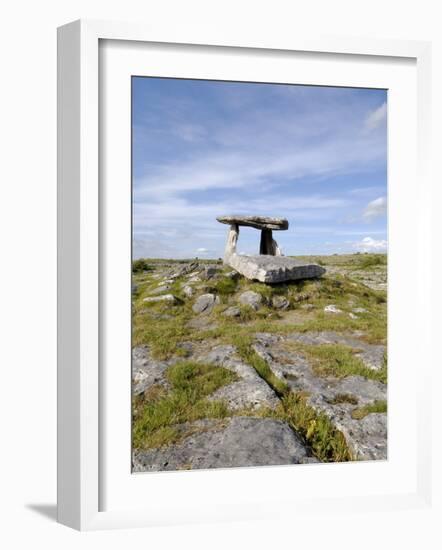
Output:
[363, 196, 387, 221]
[132, 79, 387, 258]
[134, 132, 385, 203]
[365, 102, 387, 131]
[352, 236, 388, 252]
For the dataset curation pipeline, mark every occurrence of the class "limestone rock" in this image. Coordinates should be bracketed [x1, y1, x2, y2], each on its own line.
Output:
[238, 290, 263, 310]
[182, 285, 194, 298]
[217, 215, 289, 231]
[133, 417, 316, 471]
[222, 306, 241, 317]
[169, 262, 199, 279]
[187, 275, 202, 283]
[324, 304, 342, 314]
[192, 293, 219, 314]
[143, 294, 178, 304]
[227, 254, 325, 283]
[272, 295, 290, 310]
[225, 270, 240, 280]
[132, 346, 173, 396]
[197, 344, 279, 410]
[200, 265, 219, 280]
[252, 332, 387, 460]
[148, 284, 171, 295]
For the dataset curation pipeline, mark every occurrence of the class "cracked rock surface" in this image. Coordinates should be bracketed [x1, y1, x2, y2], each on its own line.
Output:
[133, 417, 317, 471]
[253, 332, 387, 460]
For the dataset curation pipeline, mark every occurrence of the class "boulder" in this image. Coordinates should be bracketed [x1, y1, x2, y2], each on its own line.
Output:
[200, 266, 219, 280]
[182, 285, 194, 298]
[238, 290, 263, 310]
[192, 293, 219, 314]
[272, 295, 290, 310]
[227, 254, 325, 283]
[222, 306, 241, 317]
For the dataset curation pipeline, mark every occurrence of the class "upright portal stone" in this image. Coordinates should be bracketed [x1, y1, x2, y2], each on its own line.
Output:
[216, 214, 325, 283]
[217, 215, 287, 262]
[260, 229, 282, 256]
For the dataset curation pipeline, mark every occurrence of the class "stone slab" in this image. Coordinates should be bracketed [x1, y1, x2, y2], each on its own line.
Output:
[227, 254, 325, 283]
[217, 215, 289, 231]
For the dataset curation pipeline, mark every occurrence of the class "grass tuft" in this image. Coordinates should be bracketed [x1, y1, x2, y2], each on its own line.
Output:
[132, 361, 238, 449]
[279, 392, 352, 462]
[351, 400, 387, 419]
[295, 343, 388, 384]
[328, 393, 359, 405]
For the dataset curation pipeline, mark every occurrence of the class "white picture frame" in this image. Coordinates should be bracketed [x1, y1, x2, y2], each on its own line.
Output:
[57, 19, 432, 531]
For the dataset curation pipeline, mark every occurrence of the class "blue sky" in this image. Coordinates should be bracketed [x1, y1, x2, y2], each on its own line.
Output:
[132, 77, 387, 259]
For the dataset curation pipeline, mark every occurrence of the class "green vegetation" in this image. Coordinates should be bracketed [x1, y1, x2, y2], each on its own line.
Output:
[132, 254, 387, 462]
[232, 336, 352, 462]
[233, 334, 289, 396]
[289, 343, 388, 384]
[132, 258, 153, 273]
[351, 400, 387, 420]
[207, 275, 238, 296]
[279, 392, 352, 462]
[132, 361, 237, 449]
[328, 393, 359, 405]
[358, 254, 387, 270]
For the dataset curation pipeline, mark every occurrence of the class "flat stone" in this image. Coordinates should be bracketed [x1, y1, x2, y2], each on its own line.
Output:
[143, 294, 178, 304]
[324, 304, 342, 314]
[148, 284, 171, 295]
[132, 417, 316, 471]
[192, 293, 219, 314]
[217, 215, 288, 231]
[222, 306, 241, 317]
[238, 290, 263, 310]
[227, 254, 325, 283]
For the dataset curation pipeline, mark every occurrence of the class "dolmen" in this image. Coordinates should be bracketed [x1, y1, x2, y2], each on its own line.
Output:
[216, 215, 325, 283]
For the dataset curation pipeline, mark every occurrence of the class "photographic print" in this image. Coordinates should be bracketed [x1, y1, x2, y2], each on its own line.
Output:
[131, 77, 387, 472]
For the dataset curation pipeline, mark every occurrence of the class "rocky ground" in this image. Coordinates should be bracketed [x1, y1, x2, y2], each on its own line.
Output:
[132, 253, 387, 472]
